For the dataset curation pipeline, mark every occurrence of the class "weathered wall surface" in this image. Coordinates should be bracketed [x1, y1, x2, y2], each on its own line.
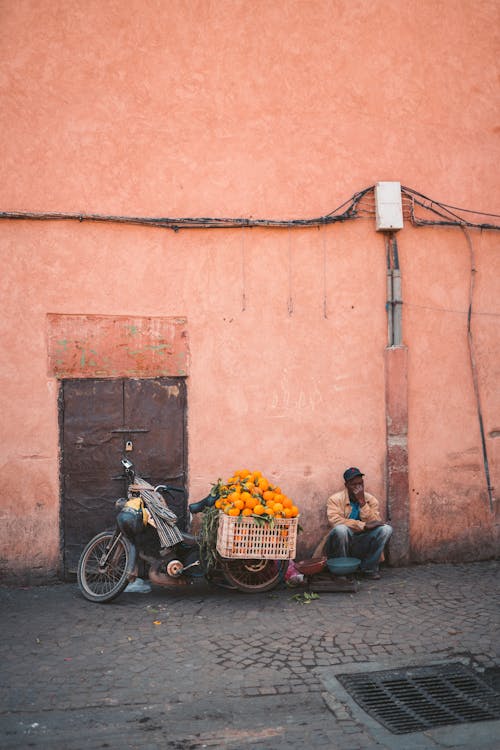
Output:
[403, 228, 500, 561]
[0, 1, 498, 580]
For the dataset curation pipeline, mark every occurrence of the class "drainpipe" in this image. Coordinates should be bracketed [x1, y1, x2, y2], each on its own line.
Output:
[391, 236, 403, 346]
[386, 234, 403, 347]
[386, 242, 393, 345]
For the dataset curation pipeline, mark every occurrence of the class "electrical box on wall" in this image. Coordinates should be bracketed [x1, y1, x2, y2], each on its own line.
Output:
[375, 181, 404, 231]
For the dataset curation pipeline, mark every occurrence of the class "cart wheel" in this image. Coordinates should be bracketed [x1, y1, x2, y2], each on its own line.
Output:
[220, 558, 288, 593]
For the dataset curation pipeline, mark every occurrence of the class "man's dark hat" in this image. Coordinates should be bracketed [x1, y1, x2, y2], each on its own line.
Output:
[343, 467, 364, 482]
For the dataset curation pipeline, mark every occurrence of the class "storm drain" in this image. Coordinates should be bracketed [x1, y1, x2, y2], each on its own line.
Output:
[337, 662, 500, 734]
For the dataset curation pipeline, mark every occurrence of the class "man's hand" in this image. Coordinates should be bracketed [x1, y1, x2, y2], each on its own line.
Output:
[346, 477, 366, 505]
[364, 520, 384, 530]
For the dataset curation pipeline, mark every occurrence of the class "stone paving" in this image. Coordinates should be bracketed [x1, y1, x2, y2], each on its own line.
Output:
[0, 560, 499, 749]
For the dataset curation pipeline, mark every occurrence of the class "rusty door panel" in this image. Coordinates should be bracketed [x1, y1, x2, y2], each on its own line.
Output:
[62, 380, 123, 576]
[124, 379, 186, 483]
[61, 377, 187, 577]
[123, 378, 187, 528]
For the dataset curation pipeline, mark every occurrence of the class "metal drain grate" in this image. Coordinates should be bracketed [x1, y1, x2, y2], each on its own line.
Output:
[338, 662, 500, 734]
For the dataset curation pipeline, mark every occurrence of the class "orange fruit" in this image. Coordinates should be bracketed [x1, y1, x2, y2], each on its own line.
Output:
[228, 507, 240, 516]
[253, 504, 265, 515]
[242, 507, 253, 516]
[263, 490, 274, 502]
[245, 496, 258, 509]
[282, 497, 293, 508]
[234, 499, 245, 510]
[289, 505, 299, 517]
[273, 503, 283, 513]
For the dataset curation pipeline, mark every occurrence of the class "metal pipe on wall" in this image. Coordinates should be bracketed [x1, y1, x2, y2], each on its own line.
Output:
[387, 270, 393, 346]
[385, 233, 402, 346]
[392, 269, 402, 346]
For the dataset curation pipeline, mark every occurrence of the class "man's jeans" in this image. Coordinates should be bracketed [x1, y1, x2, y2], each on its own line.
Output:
[325, 524, 393, 572]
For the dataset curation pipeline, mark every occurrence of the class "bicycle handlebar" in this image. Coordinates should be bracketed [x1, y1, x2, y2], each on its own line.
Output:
[154, 484, 185, 494]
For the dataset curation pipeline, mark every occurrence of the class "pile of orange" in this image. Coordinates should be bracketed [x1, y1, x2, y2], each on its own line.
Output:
[213, 469, 299, 520]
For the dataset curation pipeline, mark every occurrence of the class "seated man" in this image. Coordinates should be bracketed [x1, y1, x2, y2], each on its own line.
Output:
[324, 467, 392, 580]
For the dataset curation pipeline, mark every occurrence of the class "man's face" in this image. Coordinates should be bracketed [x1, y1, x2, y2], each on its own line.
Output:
[346, 476, 365, 504]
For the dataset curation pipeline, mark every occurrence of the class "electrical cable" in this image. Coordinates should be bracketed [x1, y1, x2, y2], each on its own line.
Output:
[0, 187, 374, 232]
[402, 187, 500, 219]
[404, 302, 500, 318]
[0, 184, 498, 232]
[401, 187, 500, 230]
[462, 227, 495, 511]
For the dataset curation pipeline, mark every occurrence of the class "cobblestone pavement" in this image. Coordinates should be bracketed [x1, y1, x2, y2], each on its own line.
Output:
[0, 561, 499, 749]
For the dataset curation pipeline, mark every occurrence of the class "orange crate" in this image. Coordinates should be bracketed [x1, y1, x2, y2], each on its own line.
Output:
[216, 512, 298, 559]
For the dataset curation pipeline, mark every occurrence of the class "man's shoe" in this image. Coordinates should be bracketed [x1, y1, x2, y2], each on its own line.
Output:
[361, 570, 381, 580]
[124, 577, 152, 593]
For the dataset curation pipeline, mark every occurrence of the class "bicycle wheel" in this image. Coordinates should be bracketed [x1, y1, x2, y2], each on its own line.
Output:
[220, 558, 288, 593]
[77, 531, 132, 603]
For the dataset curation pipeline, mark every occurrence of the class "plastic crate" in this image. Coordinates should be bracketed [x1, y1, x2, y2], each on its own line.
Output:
[216, 512, 298, 560]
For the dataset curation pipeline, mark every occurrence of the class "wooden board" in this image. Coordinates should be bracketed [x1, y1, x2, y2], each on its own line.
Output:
[306, 574, 359, 593]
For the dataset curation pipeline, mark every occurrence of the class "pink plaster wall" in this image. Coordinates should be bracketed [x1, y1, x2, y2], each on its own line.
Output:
[402, 227, 500, 560]
[0, 1, 498, 580]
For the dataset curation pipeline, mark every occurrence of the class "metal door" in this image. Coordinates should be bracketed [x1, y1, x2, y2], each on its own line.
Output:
[60, 377, 187, 577]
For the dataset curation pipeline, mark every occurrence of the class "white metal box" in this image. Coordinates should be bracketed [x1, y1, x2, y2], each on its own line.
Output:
[375, 181, 404, 231]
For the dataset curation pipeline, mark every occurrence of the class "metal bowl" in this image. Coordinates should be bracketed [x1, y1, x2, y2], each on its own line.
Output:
[326, 557, 361, 575]
[294, 556, 327, 576]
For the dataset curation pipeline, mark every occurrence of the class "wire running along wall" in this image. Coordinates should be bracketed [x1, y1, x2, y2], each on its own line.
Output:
[1, 185, 499, 232]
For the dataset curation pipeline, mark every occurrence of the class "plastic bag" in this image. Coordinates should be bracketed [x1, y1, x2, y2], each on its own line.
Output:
[285, 560, 304, 586]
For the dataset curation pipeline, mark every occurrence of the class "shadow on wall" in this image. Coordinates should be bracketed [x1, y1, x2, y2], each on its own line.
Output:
[296, 494, 331, 560]
[0, 559, 61, 587]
